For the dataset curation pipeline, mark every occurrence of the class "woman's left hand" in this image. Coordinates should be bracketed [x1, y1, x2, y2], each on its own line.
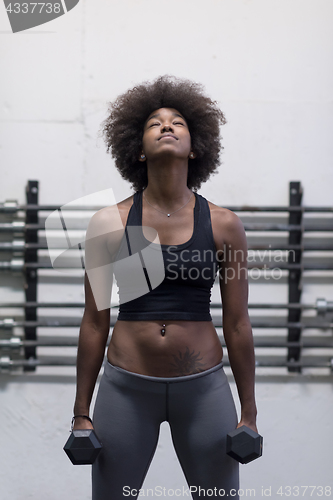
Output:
[236, 419, 258, 434]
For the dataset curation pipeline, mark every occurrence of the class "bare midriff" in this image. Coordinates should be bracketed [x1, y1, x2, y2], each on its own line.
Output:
[107, 320, 223, 377]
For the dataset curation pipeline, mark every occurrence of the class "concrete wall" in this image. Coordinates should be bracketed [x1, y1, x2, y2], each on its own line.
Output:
[0, 1, 332, 499]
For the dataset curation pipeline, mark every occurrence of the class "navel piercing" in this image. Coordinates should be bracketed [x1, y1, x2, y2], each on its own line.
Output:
[161, 324, 166, 336]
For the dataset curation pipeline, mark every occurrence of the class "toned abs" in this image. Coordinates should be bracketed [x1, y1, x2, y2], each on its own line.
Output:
[107, 320, 223, 377]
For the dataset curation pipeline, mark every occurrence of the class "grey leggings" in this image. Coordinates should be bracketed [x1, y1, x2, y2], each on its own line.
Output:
[92, 360, 239, 500]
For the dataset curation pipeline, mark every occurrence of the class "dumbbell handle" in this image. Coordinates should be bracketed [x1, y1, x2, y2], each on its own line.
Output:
[71, 415, 93, 431]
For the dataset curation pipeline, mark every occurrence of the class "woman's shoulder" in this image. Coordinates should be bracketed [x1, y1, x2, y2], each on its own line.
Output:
[204, 198, 245, 241]
[86, 194, 135, 237]
[204, 198, 239, 224]
[91, 194, 135, 226]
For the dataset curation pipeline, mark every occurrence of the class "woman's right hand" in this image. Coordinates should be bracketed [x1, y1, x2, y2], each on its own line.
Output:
[72, 416, 94, 431]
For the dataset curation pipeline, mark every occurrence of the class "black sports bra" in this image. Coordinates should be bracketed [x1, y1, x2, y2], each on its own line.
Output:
[114, 190, 219, 321]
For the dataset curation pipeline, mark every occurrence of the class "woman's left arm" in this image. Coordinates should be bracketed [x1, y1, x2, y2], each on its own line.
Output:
[214, 208, 258, 433]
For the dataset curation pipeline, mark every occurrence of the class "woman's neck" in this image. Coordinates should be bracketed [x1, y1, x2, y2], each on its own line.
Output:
[145, 158, 191, 202]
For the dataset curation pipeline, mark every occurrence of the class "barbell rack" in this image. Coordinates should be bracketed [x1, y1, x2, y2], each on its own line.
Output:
[1, 334, 333, 349]
[0, 180, 332, 374]
[0, 300, 332, 311]
[0, 355, 332, 370]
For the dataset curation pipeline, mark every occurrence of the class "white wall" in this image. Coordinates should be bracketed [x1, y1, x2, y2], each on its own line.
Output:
[0, 1, 332, 499]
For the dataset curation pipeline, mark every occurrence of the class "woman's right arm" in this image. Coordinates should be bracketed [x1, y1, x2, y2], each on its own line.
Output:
[72, 204, 126, 430]
[72, 273, 110, 430]
[72, 207, 117, 430]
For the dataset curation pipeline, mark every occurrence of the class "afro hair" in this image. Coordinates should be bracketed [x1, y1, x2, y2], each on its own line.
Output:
[101, 75, 226, 191]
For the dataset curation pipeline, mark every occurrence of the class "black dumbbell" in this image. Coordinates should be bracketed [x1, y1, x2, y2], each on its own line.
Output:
[226, 425, 263, 464]
[64, 422, 103, 465]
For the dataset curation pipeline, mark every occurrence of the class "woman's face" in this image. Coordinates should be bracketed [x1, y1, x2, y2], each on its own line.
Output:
[141, 107, 192, 161]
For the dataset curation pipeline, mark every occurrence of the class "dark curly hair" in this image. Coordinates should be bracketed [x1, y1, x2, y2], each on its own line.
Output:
[101, 75, 226, 192]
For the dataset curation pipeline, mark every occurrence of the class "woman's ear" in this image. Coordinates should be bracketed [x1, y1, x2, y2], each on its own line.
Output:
[139, 151, 146, 162]
[189, 151, 196, 159]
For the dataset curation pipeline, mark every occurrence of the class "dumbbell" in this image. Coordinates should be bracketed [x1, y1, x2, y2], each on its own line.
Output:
[63, 416, 102, 465]
[226, 425, 263, 464]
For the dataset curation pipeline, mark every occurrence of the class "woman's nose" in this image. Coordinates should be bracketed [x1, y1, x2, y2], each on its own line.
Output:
[161, 123, 173, 132]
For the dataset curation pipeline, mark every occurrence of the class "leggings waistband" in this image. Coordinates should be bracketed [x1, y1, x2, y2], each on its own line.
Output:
[105, 359, 224, 383]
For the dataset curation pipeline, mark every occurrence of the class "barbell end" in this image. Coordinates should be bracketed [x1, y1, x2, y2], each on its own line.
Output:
[316, 298, 327, 316]
[0, 337, 22, 349]
[0, 356, 13, 370]
[0, 318, 15, 329]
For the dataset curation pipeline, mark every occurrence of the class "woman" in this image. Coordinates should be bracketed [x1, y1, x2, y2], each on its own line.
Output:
[72, 76, 258, 500]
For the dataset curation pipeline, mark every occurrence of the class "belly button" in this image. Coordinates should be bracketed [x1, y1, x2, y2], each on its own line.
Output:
[161, 323, 166, 336]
